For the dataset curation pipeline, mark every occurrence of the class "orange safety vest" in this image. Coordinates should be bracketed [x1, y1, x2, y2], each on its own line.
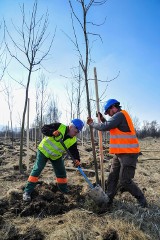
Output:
[109, 110, 140, 154]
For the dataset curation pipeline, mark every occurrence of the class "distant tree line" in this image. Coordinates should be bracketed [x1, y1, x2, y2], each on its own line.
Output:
[136, 120, 160, 139]
[0, 120, 160, 140]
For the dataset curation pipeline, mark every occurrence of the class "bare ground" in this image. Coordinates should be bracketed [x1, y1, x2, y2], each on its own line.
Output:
[0, 137, 160, 240]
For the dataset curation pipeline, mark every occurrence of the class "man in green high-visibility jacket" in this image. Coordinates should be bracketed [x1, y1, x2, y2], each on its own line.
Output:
[23, 118, 84, 202]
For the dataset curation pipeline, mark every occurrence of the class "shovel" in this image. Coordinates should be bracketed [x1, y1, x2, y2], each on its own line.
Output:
[55, 136, 109, 206]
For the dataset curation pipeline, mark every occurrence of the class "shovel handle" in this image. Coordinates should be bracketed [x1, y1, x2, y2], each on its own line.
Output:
[54, 133, 74, 159]
[77, 166, 94, 189]
[59, 139, 75, 161]
[56, 136, 94, 189]
[54, 134, 74, 160]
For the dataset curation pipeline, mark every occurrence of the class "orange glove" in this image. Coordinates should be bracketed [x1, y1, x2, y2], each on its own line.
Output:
[87, 117, 93, 125]
[73, 159, 81, 167]
[53, 130, 61, 137]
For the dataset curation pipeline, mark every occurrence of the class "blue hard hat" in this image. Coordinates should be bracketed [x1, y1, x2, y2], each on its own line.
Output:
[104, 99, 120, 114]
[71, 119, 84, 132]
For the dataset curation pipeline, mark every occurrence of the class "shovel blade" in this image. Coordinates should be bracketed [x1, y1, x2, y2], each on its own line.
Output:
[87, 185, 109, 205]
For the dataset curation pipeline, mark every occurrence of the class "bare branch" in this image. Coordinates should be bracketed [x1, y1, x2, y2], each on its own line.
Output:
[99, 84, 109, 101]
[68, 0, 84, 30]
[92, 0, 108, 6]
[7, 72, 26, 88]
[98, 71, 120, 82]
[87, 31, 103, 43]
[87, 16, 107, 26]
[0, 54, 9, 81]
[70, 13, 83, 63]
[61, 12, 83, 63]
[99, 71, 120, 100]
[0, 84, 8, 93]
[0, 21, 9, 81]
[4, 22, 26, 55]
[88, 71, 120, 82]
[86, 0, 94, 12]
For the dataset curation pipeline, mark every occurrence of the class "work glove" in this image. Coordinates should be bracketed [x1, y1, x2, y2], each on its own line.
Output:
[53, 130, 61, 137]
[96, 111, 106, 123]
[73, 159, 81, 167]
[87, 117, 93, 125]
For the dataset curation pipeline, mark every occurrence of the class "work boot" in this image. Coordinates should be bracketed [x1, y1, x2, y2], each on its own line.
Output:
[137, 196, 148, 208]
[57, 183, 69, 194]
[23, 192, 31, 202]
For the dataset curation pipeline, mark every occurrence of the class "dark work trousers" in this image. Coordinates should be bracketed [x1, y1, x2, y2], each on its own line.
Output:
[106, 153, 144, 201]
[24, 150, 67, 193]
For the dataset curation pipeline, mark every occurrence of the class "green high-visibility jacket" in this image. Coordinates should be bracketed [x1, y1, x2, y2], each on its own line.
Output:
[38, 124, 76, 160]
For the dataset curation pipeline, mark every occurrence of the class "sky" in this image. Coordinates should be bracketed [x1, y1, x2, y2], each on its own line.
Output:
[0, 0, 160, 129]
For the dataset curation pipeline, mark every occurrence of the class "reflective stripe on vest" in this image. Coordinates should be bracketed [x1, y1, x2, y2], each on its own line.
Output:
[110, 143, 139, 148]
[38, 124, 77, 160]
[110, 135, 137, 139]
[46, 138, 64, 152]
[41, 143, 60, 157]
[109, 110, 140, 154]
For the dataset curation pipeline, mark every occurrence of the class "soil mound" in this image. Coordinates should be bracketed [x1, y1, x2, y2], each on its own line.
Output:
[0, 181, 86, 218]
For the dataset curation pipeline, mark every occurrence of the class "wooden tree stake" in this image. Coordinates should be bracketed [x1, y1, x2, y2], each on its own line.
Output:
[94, 67, 105, 191]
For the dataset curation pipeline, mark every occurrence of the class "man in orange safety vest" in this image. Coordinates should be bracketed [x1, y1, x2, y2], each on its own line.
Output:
[87, 99, 147, 208]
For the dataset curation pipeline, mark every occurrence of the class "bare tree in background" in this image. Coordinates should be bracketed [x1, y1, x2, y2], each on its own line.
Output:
[68, 0, 107, 183]
[72, 65, 85, 119]
[65, 81, 74, 121]
[4, 1, 55, 173]
[132, 116, 141, 133]
[139, 120, 160, 138]
[64, 65, 84, 121]
[45, 96, 61, 124]
[35, 81, 40, 143]
[3, 81, 14, 145]
[35, 72, 50, 141]
[0, 22, 8, 83]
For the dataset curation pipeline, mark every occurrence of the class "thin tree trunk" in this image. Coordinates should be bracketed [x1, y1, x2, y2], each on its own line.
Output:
[19, 68, 32, 173]
[84, 70, 99, 184]
[26, 98, 30, 171]
[94, 67, 105, 190]
[83, 11, 99, 184]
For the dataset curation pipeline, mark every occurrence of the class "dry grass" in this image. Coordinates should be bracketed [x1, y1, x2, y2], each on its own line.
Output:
[15, 209, 151, 240]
